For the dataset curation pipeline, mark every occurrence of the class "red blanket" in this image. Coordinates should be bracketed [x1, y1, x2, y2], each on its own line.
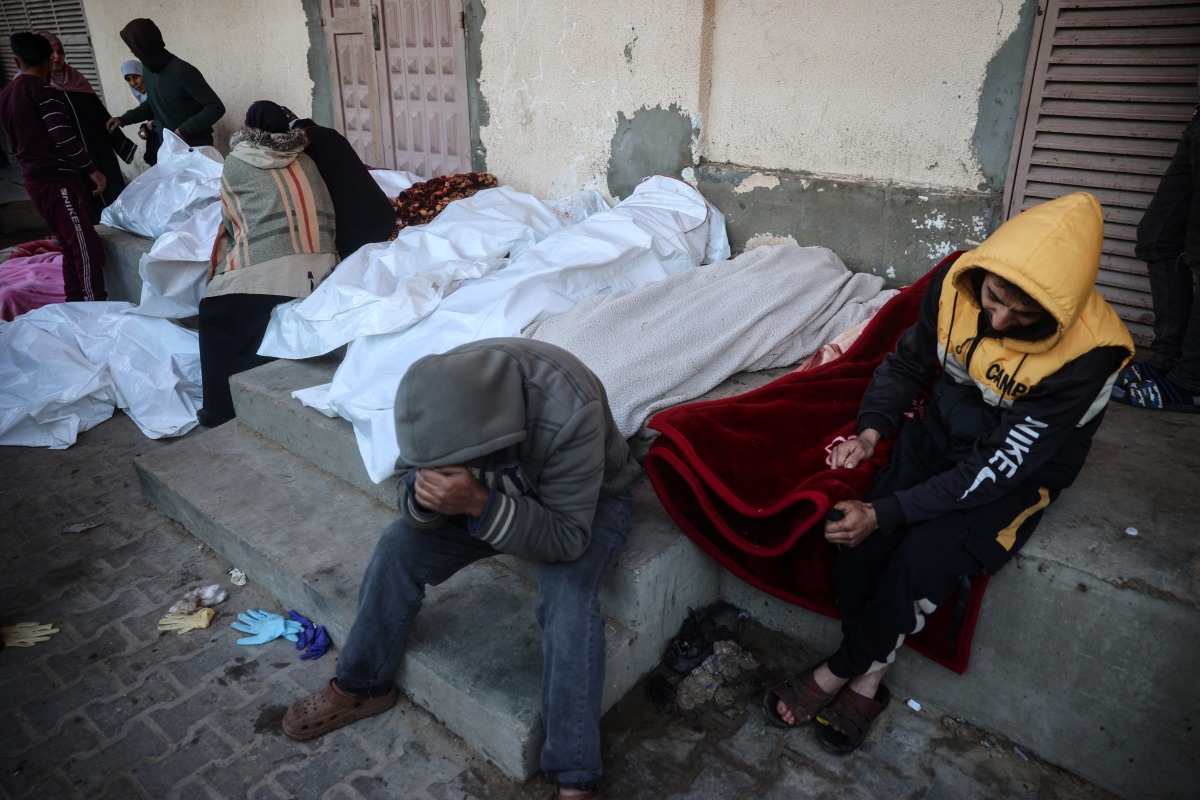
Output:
[644, 254, 987, 674]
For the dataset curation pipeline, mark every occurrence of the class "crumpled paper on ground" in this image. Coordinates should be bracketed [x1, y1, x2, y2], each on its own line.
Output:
[676, 640, 760, 710]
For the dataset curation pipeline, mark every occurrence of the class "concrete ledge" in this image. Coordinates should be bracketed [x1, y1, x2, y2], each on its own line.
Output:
[229, 356, 398, 506]
[134, 419, 646, 781]
[724, 402, 1200, 800]
[97, 224, 152, 304]
[231, 357, 724, 639]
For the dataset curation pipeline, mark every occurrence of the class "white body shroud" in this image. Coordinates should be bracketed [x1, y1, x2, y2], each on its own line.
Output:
[0, 302, 202, 447]
[527, 243, 897, 437]
[295, 176, 730, 483]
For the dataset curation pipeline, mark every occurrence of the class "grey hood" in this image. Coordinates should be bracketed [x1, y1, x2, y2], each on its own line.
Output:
[395, 347, 530, 467]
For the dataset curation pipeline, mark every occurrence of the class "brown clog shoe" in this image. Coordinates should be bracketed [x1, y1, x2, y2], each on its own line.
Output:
[283, 679, 398, 741]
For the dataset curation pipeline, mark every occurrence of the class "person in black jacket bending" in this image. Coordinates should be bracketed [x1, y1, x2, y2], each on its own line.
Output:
[242, 100, 396, 260]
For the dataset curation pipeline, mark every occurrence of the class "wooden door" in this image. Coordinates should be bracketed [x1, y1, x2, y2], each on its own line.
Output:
[322, 0, 471, 177]
[375, 0, 472, 177]
[322, 0, 386, 168]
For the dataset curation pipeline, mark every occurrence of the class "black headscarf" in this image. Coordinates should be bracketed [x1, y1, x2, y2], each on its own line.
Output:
[244, 101, 292, 134]
[120, 18, 173, 74]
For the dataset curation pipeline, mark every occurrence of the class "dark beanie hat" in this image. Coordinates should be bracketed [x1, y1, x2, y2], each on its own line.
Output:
[244, 100, 291, 134]
[120, 19, 171, 73]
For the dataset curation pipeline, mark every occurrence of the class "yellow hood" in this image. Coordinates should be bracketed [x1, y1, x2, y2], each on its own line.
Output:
[947, 192, 1104, 353]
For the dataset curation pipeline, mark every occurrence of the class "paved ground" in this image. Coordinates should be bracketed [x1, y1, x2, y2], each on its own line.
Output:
[0, 412, 1120, 799]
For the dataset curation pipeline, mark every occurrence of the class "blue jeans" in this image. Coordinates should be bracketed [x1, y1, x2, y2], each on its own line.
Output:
[336, 492, 633, 786]
[1136, 111, 1200, 390]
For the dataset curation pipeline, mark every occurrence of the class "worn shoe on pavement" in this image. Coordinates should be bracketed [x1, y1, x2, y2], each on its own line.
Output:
[1112, 361, 1155, 393]
[1111, 372, 1200, 414]
[282, 678, 398, 741]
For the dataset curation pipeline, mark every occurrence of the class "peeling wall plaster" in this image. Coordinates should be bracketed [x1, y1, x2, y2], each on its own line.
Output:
[607, 104, 698, 199]
[477, 0, 707, 200]
[745, 233, 799, 250]
[734, 174, 781, 194]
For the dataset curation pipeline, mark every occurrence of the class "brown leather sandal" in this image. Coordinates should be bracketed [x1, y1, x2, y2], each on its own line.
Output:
[282, 679, 398, 741]
[814, 683, 891, 754]
[762, 665, 836, 728]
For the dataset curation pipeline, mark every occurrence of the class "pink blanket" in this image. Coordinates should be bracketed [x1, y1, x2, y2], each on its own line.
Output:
[1, 252, 66, 321]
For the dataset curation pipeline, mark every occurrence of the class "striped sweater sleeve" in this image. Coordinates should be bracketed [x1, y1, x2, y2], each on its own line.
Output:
[466, 404, 607, 563]
[39, 87, 94, 172]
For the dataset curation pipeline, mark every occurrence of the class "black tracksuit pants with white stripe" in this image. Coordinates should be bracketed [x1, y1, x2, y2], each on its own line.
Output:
[26, 176, 106, 302]
[826, 419, 1055, 679]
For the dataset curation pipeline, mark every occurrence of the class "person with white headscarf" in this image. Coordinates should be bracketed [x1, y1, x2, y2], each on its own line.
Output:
[120, 59, 159, 165]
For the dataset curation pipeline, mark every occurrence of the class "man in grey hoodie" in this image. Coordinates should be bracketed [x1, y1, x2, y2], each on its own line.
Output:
[282, 338, 640, 800]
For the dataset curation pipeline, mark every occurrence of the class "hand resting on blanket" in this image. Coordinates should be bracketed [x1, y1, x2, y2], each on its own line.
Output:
[825, 429, 882, 547]
[827, 429, 880, 469]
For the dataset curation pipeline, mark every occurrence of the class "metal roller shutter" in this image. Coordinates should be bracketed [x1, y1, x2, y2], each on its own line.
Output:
[0, 0, 102, 104]
[1003, 0, 1200, 345]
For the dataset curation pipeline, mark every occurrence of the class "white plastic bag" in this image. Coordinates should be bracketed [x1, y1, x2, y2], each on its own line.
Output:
[130, 203, 221, 319]
[100, 130, 224, 239]
[0, 311, 116, 448]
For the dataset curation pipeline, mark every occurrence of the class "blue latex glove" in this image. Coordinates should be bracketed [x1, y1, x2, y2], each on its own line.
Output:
[301, 626, 332, 660]
[287, 610, 333, 660]
[231, 609, 303, 645]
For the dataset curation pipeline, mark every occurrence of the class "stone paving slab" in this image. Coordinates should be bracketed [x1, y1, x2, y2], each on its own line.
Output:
[1, 412, 1129, 799]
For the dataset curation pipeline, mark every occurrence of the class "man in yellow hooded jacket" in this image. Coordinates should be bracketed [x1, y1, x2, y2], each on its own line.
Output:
[763, 192, 1134, 754]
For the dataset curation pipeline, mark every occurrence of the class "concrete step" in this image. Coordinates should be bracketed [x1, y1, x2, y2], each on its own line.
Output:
[229, 357, 723, 642]
[97, 225, 153, 305]
[135, 420, 651, 780]
[718, 403, 1200, 800]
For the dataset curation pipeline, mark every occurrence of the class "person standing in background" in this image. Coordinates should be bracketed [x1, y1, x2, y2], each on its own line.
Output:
[36, 30, 134, 223]
[120, 59, 159, 166]
[105, 18, 224, 149]
[0, 32, 107, 301]
[1115, 66, 1200, 414]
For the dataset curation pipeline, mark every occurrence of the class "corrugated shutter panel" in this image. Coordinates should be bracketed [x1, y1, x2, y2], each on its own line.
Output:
[0, 0, 102, 104]
[1004, 0, 1200, 345]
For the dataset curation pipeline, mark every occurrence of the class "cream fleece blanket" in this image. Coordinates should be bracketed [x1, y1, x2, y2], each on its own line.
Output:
[526, 243, 898, 438]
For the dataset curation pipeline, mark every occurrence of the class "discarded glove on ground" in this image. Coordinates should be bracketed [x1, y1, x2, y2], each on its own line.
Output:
[231, 609, 302, 646]
[167, 583, 228, 614]
[287, 610, 332, 660]
[2, 622, 60, 647]
[158, 607, 215, 635]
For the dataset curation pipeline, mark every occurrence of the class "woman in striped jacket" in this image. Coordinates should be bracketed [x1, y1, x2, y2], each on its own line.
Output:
[198, 101, 337, 427]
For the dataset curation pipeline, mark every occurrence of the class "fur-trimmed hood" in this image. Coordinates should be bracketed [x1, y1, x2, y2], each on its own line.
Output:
[228, 126, 310, 169]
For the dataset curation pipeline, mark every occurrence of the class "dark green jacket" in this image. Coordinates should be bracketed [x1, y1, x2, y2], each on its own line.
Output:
[119, 56, 224, 147]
